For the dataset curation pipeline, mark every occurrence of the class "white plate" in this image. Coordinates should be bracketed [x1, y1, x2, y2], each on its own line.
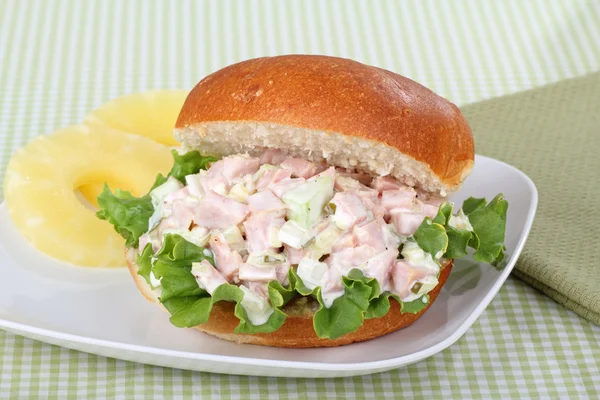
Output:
[0, 155, 537, 378]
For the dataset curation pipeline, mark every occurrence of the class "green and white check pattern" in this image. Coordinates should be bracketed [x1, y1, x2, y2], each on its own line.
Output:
[1, 0, 599, 398]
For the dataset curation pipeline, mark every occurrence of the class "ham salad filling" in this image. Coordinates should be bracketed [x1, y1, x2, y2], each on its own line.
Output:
[138, 150, 454, 325]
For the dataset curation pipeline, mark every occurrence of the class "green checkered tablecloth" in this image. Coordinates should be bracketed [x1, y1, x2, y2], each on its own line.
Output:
[1, 0, 599, 398]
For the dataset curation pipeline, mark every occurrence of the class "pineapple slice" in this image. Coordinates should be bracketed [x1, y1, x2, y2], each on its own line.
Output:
[3, 125, 173, 267]
[83, 90, 188, 146]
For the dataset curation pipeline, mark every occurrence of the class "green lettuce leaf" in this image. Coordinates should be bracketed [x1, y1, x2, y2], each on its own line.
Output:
[168, 150, 217, 183]
[466, 194, 508, 265]
[365, 292, 431, 318]
[401, 295, 431, 314]
[430, 196, 508, 265]
[96, 185, 154, 247]
[462, 197, 487, 215]
[444, 226, 473, 259]
[432, 202, 453, 225]
[166, 296, 213, 328]
[365, 291, 395, 319]
[268, 279, 297, 307]
[412, 218, 448, 257]
[152, 234, 213, 302]
[136, 243, 155, 288]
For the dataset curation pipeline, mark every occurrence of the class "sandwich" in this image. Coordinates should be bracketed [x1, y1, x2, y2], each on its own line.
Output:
[96, 55, 508, 348]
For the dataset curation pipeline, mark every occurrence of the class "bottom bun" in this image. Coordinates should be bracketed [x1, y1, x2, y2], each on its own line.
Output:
[126, 249, 453, 348]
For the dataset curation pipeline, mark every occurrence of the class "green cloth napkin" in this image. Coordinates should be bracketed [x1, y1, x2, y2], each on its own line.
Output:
[461, 72, 600, 324]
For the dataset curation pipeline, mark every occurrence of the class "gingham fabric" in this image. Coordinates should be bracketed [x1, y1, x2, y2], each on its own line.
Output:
[0, 0, 599, 398]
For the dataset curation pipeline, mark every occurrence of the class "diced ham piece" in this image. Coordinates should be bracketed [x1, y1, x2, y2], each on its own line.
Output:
[330, 193, 368, 230]
[418, 194, 444, 207]
[390, 211, 427, 236]
[380, 188, 417, 212]
[356, 191, 386, 220]
[192, 260, 227, 294]
[362, 248, 399, 288]
[334, 176, 381, 219]
[269, 177, 305, 198]
[391, 261, 432, 299]
[199, 168, 230, 195]
[247, 189, 285, 213]
[353, 218, 387, 252]
[280, 158, 317, 179]
[243, 210, 286, 253]
[259, 149, 289, 165]
[372, 176, 403, 192]
[195, 156, 259, 194]
[194, 191, 250, 229]
[315, 166, 336, 180]
[327, 245, 378, 274]
[238, 263, 278, 282]
[158, 197, 198, 234]
[221, 155, 260, 182]
[416, 200, 440, 219]
[209, 233, 242, 281]
[163, 187, 190, 205]
[331, 231, 356, 252]
[285, 245, 305, 265]
[325, 245, 379, 291]
[276, 258, 291, 285]
[256, 168, 292, 191]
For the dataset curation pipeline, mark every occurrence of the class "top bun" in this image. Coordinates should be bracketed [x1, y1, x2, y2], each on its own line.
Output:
[175, 55, 474, 196]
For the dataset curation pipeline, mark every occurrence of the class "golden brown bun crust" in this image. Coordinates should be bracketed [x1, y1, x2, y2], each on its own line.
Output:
[126, 250, 453, 348]
[176, 55, 474, 188]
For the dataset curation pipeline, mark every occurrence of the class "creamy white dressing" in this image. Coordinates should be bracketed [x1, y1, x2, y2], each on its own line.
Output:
[296, 257, 344, 308]
[448, 209, 473, 231]
[149, 271, 162, 287]
[239, 285, 274, 325]
[296, 258, 328, 289]
[321, 290, 345, 308]
[401, 241, 441, 273]
[401, 276, 439, 303]
[150, 177, 184, 206]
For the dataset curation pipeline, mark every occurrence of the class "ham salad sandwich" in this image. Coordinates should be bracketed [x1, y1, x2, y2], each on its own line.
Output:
[96, 55, 508, 348]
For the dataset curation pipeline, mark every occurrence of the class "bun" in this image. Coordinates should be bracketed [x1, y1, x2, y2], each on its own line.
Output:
[126, 250, 453, 348]
[175, 55, 474, 195]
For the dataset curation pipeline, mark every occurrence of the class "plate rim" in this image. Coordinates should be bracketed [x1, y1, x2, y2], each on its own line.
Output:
[0, 154, 538, 374]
